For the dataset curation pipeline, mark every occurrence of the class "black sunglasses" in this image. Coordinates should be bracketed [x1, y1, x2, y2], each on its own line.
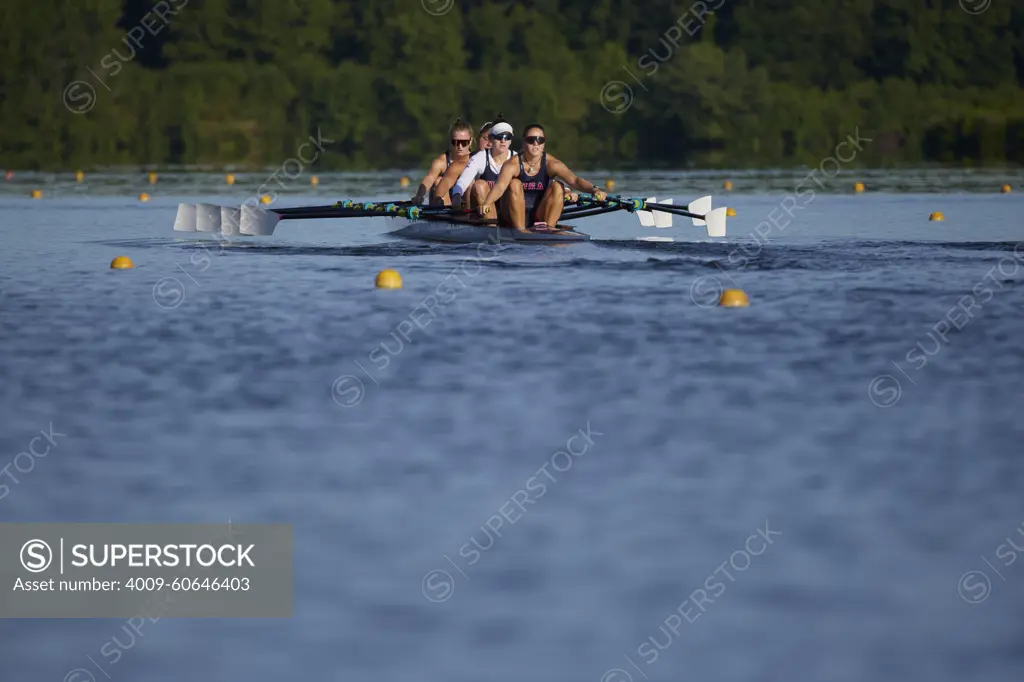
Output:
[489, 132, 513, 141]
[524, 136, 546, 145]
[451, 138, 471, 147]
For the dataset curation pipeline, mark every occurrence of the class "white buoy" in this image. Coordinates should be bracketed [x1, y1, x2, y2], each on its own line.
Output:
[196, 203, 222, 233]
[240, 205, 281, 236]
[173, 203, 197, 232]
[220, 206, 242, 236]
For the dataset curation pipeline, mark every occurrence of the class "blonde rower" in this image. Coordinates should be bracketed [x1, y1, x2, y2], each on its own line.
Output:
[411, 118, 474, 206]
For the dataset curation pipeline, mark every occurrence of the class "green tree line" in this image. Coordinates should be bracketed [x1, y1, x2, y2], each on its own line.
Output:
[1, 0, 1022, 170]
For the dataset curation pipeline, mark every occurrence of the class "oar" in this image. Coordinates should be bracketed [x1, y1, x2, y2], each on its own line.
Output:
[564, 193, 726, 237]
[174, 199, 463, 235]
[272, 199, 419, 216]
[238, 203, 469, 235]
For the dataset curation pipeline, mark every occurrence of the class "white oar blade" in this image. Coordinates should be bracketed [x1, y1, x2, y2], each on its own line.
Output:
[637, 236, 674, 242]
[705, 207, 727, 237]
[241, 205, 281, 236]
[173, 203, 197, 232]
[221, 206, 242, 236]
[637, 197, 656, 227]
[196, 203, 222, 233]
[654, 198, 673, 228]
[689, 195, 712, 226]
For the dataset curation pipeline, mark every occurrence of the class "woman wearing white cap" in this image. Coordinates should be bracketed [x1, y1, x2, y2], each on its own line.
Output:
[445, 115, 518, 210]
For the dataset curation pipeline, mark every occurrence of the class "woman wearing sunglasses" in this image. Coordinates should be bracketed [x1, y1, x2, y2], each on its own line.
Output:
[411, 118, 475, 205]
[477, 124, 608, 230]
[447, 117, 518, 210]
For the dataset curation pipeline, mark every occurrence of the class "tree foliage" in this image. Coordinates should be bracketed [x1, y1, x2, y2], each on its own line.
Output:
[1, 0, 1021, 169]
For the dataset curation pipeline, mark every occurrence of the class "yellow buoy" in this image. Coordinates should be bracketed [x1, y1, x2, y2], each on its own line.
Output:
[310, 175, 320, 187]
[138, 193, 150, 202]
[928, 212, 945, 222]
[30, 189, 43, 199]
[147, 172, 158, 185]
[399, 176, 411, 188]
[259, 194, 273, 205]
[1001, 184, 1011, 194]
[375, 269, 403, 289]
[110, 256, 134, 270]
[723, 180, 733, 191]
[726, 207, 737, 217]
[854, 182, 865, 193]
[718, 289, 749, 307]
[75, 170, 85, 183]
[606, 179, 616, 191]
[225, 174, 235, 185]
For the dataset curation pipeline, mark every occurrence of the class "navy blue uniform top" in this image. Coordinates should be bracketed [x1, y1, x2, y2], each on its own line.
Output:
[519, 153, 551, 211]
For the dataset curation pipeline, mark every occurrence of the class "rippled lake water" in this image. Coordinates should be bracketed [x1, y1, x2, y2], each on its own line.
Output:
[1, 168, 1023, 682]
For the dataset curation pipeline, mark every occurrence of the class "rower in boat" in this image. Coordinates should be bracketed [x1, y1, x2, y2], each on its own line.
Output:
[446, 118, 517, 210]
[477, 124, 608, 230]
[476, 120, 493, 151]
[411, 118, 475, 206]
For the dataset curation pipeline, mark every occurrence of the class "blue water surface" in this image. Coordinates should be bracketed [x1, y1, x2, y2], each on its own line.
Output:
[1, 168, 1023, 682]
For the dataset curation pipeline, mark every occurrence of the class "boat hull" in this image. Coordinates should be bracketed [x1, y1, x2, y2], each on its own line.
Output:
[390, 221, 590, 244]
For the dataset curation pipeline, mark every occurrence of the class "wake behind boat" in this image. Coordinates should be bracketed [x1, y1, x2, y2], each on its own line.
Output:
[171, 194, 727, 244]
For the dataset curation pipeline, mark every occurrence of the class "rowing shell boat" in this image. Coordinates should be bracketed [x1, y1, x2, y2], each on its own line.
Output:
[171, 195, 726, 242]
[390, 221, 589, 243]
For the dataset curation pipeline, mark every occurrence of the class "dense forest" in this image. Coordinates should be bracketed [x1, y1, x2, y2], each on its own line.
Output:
[1, 0, 1022, 170]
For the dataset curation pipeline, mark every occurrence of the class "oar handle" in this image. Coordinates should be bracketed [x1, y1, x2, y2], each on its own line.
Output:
[567, 192, 646, 211]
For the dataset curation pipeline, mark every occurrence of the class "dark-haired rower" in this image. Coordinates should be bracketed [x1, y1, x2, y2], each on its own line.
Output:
[477, 124, 607, 230]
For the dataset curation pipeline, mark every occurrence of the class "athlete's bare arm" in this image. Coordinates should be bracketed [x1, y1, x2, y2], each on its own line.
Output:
[412, 154, 448, 203]
[432, 163, 463, 203]
[547, 156, 607, 201]
[477, 159, 521, 216]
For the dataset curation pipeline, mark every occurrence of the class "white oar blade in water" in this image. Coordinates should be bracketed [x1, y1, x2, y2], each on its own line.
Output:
[637, 236, 675, 242]
[637, 197, 656, 227]
[705, 207, 727, 237]
[241, 206, 281, 236]
[196, 203, 222, 233]
[654, 199, 673, 228]
[221, 206, 242, 236]
[173, 203, 197, 232]
[689, 195, 712, 226]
